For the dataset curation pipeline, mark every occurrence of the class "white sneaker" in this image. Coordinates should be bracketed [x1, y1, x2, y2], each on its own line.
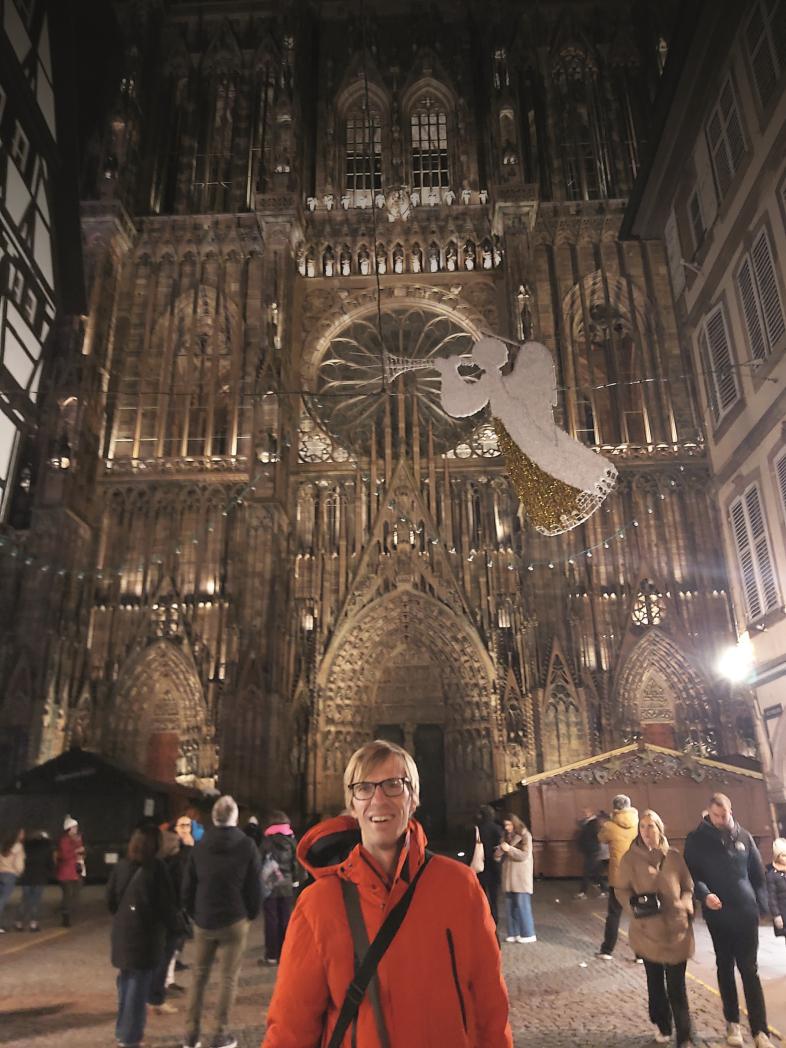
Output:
[596, 950, 613, 960]
[653, 1032, 670, 1044]
[754, 1034, 775, 1048]
[517, 935, 536, 943]
[505, 935, 516, 942]
[575, 891, 587, 898]
[726, 1023, 743, 1047]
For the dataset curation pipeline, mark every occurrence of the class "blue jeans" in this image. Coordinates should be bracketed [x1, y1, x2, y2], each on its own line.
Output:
[0, 873, 17, 926]
[19, 884, 45, 924]
[116, 968, 154, 1046]
[506, 891, 535, 938]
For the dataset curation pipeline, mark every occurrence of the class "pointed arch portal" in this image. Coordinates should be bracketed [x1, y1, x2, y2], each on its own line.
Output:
[314, 588, 501, 827]
[106, 640, 215, 783]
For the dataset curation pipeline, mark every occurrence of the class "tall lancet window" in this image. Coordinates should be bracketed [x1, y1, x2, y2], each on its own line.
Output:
[194, 74, 237, 211]
[410, 96, 449, 190]
[344, 104, 381, 194]
[553, 46, 614, 201]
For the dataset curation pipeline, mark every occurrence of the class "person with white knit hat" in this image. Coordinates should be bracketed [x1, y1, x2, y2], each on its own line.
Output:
[56, 815, 85, 927]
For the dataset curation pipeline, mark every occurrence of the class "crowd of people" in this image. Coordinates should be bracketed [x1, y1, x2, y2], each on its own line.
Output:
[2, 750, 786, 1048]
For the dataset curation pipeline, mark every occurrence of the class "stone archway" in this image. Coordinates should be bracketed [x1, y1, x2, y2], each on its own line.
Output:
[106, 640, 215, 783]
[314, 587, 501, 826]
[616, 630, 717, 751]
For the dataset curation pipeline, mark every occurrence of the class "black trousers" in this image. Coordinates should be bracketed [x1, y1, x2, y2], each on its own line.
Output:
[643, 959, 692, 1043]
[707, 918, 769, 1036]
[600, 889, 622, 953]
[478, 865, 501, 925]
[580, 854, 607, 893]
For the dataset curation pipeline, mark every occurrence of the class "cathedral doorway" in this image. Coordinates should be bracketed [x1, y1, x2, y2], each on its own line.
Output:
[314, 589, 501, 825]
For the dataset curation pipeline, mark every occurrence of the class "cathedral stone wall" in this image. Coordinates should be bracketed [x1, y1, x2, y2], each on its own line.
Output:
[0, 0, 752, 826]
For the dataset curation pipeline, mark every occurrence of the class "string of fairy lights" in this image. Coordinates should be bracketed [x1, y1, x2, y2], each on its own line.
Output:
[0, 458, 685, 586]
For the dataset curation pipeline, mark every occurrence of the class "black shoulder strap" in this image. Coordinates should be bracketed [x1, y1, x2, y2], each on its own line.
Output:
[340, 881, 390, 1048]
[327, 853, 432, 1048]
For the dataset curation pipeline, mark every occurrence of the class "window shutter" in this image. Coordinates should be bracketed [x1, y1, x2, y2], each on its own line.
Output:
[705, 304, 740, 416]
[737, 255, 768, 361]
[745, 484, 780, 612]
[664, 209, 685, 296]
[695, 139, 718, 228]
[720, 79, 746, 170]
[698, 327, 720, 420]
[747, 0, 779, 106]
[730, 496, 763, 621]
[752, 228, 786, 348]
[707, 108, 732, 198]
[776, 449, 786, 520]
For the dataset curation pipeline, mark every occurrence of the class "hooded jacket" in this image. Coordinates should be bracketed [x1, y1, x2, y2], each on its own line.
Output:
[597, 807, 639, 887]
[615, 838, 694, 965]
[182, 825, 262, 930]
[262, 815, 513, 1048]
[684, 816, 767, 927]
[107, 857, 179, 970]
[765, 863, 786, 927]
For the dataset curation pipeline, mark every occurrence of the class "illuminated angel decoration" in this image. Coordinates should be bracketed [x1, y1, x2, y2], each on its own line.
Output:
[429, 337, 617, 534]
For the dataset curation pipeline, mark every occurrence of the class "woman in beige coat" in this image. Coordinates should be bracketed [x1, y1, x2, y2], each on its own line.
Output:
[497, 814, 535, 943]
[616, 809, 695, 1047]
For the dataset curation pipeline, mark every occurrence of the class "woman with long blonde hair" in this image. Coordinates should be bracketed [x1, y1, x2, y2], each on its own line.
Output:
[616, 809, 695, 1047]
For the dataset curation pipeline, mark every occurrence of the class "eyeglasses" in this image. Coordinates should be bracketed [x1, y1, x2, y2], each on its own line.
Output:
[349, 777, 410, 801]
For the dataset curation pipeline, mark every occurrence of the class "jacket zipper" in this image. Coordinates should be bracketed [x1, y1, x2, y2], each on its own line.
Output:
[446, 928, 467, 1033]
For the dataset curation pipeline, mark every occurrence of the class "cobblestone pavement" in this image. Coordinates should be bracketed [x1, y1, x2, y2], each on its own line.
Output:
[1, 883, 784, 1047]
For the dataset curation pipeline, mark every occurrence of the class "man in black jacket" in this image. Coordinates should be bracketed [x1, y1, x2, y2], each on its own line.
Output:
[684, 792, 774, 1048]
[182, 795, 262, 1048]
[476, 805, 504, 925]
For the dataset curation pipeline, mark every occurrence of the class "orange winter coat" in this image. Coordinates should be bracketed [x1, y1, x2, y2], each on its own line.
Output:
[262, 815, 513, 1048]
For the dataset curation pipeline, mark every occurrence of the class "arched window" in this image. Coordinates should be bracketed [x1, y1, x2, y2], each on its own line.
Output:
[344, 104, 382, 193]
[410, 96, 449, 190]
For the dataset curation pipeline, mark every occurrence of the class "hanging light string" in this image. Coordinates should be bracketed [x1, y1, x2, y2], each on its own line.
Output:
[87, 348, 771, 403]
[0, 468, 686, 583]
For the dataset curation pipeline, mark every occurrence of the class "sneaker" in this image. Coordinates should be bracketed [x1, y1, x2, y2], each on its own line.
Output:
[210, 1037, 238, 1048]
[182, 1037, 201, 1048]
[634, 957, 644, 964]
[754, 1035, 775, 1048]
[504, 935, 517, 942]
[29, 922, 40, 932]
[653, 1032, 670, 1044]
[575, 891, 587, 899]
[14, 921, 24, 931]
[517, 935, 537, 943]
[726, 1023, 743, 1047]
[598, 890, 608, 897]
[596, 951, 613, 960]
[151, 1002, 178, 1015]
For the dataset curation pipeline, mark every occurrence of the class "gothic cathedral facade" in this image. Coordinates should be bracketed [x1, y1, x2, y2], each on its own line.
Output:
[0, 0, 753, 830]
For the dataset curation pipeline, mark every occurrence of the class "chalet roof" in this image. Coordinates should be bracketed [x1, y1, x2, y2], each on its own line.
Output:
[521, 743, 763, 789]
[1, 746, 207, 799]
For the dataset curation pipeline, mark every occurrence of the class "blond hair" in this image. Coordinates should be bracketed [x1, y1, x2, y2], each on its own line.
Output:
[639, 808, 669, 854]
[343, 739, 420, 811]
[773, 837, 786, 863]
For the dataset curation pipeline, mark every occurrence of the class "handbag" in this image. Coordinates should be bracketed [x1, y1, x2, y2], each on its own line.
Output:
[470, 826, 485, 874]
[326, 853, 432, 1048]
[630, 892, 661, 918]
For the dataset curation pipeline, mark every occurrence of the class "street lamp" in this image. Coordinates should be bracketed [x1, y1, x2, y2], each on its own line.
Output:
[717, 635, 754, 684]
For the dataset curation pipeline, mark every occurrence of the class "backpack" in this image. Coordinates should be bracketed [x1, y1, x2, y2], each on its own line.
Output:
[260, 852, 283, 901]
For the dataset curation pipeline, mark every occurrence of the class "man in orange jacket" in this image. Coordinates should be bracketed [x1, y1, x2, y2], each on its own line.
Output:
[262, 739, 513, 1047]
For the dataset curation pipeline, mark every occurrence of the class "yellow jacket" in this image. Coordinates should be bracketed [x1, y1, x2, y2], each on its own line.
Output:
[598, 808, 638, 887]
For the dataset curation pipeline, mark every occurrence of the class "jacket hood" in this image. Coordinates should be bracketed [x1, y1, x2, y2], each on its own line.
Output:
[612, 808, 639, 831]
[696, 814, 737, 840]
[296, 815, 428, 881]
